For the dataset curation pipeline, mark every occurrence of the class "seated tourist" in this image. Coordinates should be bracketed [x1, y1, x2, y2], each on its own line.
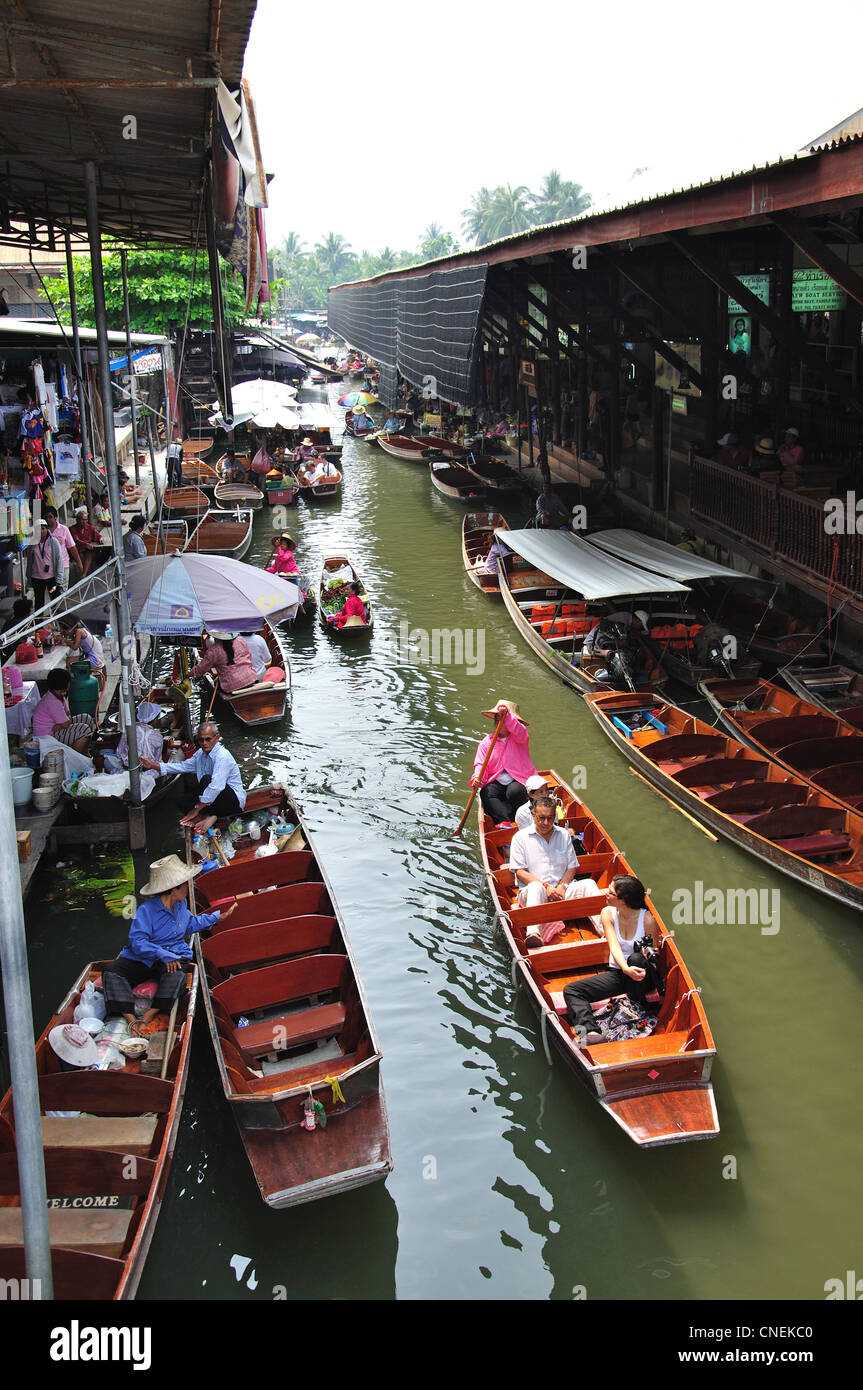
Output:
[479, 533, 511, 576]
[32, 668, 95, 753]
[509, 795, 604, 948]
[239, 630, 285, 684]
[101, 854, 237, 1037]
[471, 699, 536, 825]
[190, 632, 257, 693]
[562, 876, 661, 1043]
[305, 457, 339, 486]
[351, 405, 376, 434]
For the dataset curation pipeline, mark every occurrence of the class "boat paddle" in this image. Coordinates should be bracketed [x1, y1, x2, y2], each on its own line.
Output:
[452, 706, 507, 838]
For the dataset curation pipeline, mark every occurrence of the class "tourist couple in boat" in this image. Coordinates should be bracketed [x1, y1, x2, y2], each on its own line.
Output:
[472, 699, 660, 1038]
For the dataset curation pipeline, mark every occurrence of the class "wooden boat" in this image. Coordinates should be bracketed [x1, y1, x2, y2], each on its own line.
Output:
[639, 609, 761, 690]
[196, 622, 290, 726]
[181, 460, 220, 494]
[181, 436, 214, 458]
[214, 450, 251, 477]
[192, 786, 392, 1207]
[343, 412, 378, 439]
[497, 529, 677, 696]
[699, 676, 863, 811]
[186, 508, 253, 560]
[783, 662, 863, 728]
[462, 511, 509, 595]
[264, 472, 299, 506]
[64, 767, 181, 823]
[585, 689, 863, 909]
[214, 480, 264, 511]
[713, 584, 825, 667]
[462, 455, 523, 493]
[0, 958, 197, 1299]
[299, 467, 342, 500]
[161, 485, 209, 518]
[479, 770, 717, 1146]
[320, 557, 372, 636]
[429, 460, 486, 501]
[421, 434, 468, 458]
[376, 433, 446, 461]
[143, 519, 188, 555]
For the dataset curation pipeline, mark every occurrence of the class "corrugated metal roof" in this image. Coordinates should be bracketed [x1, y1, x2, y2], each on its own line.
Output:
[0, 315, 167, 346]
[0, 0, 257, 245]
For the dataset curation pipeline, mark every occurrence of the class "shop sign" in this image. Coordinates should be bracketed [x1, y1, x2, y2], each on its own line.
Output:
[727, 273, 771, 314]
[791, 269, 847, 312]
[654, 343, 702, 397]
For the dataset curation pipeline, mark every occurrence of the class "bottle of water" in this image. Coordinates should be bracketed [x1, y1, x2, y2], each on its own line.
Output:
[104, 624, 115, 659]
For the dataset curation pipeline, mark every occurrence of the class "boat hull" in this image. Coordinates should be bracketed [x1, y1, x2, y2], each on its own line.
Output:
[462, 511, 508, 595]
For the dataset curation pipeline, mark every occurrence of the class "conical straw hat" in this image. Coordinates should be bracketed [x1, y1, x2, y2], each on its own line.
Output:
[140, 853, 201, 897]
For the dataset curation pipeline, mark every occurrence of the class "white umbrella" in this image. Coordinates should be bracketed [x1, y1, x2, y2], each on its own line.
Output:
[209, 377, 301, 429]
[78, 554, 300, 634]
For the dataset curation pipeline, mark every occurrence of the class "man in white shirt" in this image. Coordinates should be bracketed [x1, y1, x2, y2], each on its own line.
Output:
[241, 631, 271, 680]
[509, 795, 602, 947]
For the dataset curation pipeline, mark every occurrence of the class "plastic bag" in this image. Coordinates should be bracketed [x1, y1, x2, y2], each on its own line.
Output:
[74, 980, 106, 1023]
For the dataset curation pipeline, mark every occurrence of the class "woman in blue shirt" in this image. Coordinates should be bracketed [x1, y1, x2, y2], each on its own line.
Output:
[101, 854, 236, 1035]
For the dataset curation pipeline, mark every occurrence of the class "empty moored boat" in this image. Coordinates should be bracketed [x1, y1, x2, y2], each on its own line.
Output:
[479, 769, 718, 1146]
[782, 662, 863, 728]
[214, 480, 264, 511]
[186, 508, 253, 560]
[192, 787, 392, 1207]
[429, 460, 486, 501]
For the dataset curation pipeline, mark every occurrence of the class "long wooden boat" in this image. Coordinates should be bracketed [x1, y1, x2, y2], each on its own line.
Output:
[640, 609, 761, 690]
[421, 434, 468, 458]
[462, 455, 523, 493]
[0, 958, 197, 1299]
[299, 467, 342, 500]
[181, 436, 214, 457]
[181, 460, 220, 495]
[320, 557, 372, 637]
[196, 622, 290, 726]
[783, 662, 863, 728]
[214, 480, 264, 511]
[462, 511, 509, 595]
[264, 472, 299, 506]
[699, 676, 863, 811]
[192, 787, 392, 1207]
[186, 507, 253, 560]
[143, 519, 188, 555]
[376, 433, 445, 461]
[497, 529, 678, 695]
[161, 485, 209, 518]
[479, 770, 717, 1146]
[214, 450, 251, 477]
[64, 767, 181, 823]
[585, 689, 863, 909]
[714, 584, 825, 667]
[429, 460, 486, 501]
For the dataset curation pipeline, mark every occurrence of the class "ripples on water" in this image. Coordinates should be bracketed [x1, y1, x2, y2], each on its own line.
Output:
[21, 385, 863, 1302]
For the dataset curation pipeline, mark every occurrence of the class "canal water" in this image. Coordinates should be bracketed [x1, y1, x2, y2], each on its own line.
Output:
[20, 395, 863, 1302]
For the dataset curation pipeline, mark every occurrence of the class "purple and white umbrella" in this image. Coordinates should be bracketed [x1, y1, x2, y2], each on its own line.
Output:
[79, 554, 300, 636]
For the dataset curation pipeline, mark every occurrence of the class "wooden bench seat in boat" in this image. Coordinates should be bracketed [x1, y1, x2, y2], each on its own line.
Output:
[0, 1147, 156, 1196]
[209, 882, 331, 933]
[508, 893, 608, 932]
[202, 916, 338, 974]
[585, 1030, 691, 1061]
[0, 1246, 124, 1302]
[673, 758, 766, 789]
[0, 1207, 133, 1259]
[36, 1071, 173, 1117]
[212, 955, 348, 1057]
[750, 714, 836, 747]
[816, 764, 863, 804]
[38, 1116, 158, 1155]
[706, 782, 808, 814]
[197, 851, 315, 906]
[642, 733, 725, 762]
[218, 1032, 361, 1095]
[743, 805, 849, 855]
[777, 737, 863, 772]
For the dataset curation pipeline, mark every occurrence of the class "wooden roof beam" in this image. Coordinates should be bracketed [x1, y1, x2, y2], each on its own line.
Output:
[769, 209, 863, 309]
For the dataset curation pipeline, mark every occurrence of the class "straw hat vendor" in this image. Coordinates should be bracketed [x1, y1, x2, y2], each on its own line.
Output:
[100, 854, 237, 1035]
[294, 436, 319, 463]
[470, 699, 537, 826]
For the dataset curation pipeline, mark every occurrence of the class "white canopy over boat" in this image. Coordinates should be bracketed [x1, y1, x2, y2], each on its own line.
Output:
[586, 529, 748, 583]
[495, 529, 689, 600]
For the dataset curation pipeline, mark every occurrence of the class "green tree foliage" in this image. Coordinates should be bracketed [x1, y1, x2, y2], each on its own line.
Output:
[418, 223, 460, 260]
[46, 243, 248, 334]
[462, 171, 593, 246]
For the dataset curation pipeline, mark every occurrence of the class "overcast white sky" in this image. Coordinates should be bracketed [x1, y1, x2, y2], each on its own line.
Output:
[245, 0, 863, 257]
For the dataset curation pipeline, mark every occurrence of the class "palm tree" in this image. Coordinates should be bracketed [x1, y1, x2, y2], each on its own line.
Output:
[531, 170, 591, 224]
[281, 231, 307, 259]
[376, 246, 398, 270]
[461, 187, 494, 245]
[314, 233, 355, 283]
[482, 185, 534, 242]
[419, 223, 458, 260]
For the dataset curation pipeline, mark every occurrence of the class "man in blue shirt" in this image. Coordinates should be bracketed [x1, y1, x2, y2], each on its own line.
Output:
[101, 853, 237, 1034]
[140, 719, 246, 832]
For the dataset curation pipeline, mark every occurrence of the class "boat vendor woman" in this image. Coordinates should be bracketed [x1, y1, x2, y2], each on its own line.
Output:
[266, 533, 301, 578]
[189, 631, 257, 693]
[101, 854, 237, 1036]
[470, 698, 537, 825]
[334, 581, 367, 628]
[140, 719, 246, 831]
[294, 436, 319, 463]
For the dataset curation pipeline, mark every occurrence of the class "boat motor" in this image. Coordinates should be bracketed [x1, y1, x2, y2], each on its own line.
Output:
[694, 623, 736, 679]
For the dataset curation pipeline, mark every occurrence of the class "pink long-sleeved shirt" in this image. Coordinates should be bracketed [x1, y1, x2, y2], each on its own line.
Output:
[472, 710, 537, 786]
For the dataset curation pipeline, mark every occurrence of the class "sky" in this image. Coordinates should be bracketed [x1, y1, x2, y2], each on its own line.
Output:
[244, 0, 863, 259]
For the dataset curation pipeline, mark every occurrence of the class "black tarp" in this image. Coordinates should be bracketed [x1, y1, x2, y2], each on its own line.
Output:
[328, 264, 488, 406]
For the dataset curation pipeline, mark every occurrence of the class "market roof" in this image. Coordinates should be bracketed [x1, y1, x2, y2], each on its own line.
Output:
[0, 1, 258, 246]
[0, 316, 168, 348]
[586, 530, 749, 584]
[496, 530, 689, 600]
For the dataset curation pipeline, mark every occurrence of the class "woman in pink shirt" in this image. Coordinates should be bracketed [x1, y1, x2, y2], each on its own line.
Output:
[471, 699, 537, 825]
[190, 633, 257, 694]
[266, 534, 301, 578]
[334, 582, 368, 628]
[31, 668, 95, 752]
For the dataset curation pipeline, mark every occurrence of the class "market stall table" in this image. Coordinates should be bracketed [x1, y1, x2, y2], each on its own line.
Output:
[8, 644, 70, 686]
[5, 681, 39, 737]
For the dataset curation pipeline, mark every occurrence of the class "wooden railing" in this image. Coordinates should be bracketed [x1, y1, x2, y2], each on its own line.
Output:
[690, 456, 863, 597]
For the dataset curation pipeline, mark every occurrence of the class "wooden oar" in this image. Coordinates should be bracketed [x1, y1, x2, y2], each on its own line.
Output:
[160, 994, 180, 1081]
[627, 766, 718, 842]
[452, 707, 508, 838]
